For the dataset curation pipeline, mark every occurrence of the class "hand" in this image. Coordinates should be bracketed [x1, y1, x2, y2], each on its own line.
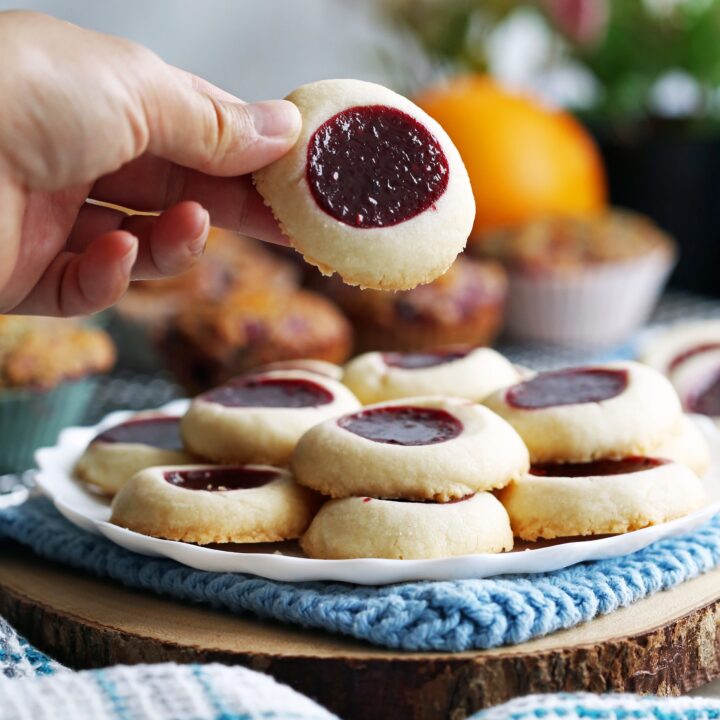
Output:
[0, 11, 301, 316]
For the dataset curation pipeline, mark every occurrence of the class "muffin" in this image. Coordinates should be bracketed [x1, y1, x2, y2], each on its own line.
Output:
[110, 228, 298, 370]
[476, 210, 676, 346]
[163, 288, 352, 392]
[311, 256, 506, 353]
[0, 316, 115, 472]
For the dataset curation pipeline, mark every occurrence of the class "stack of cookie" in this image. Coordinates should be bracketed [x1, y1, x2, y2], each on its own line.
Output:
[89, 347, 536, 558]
[484, 361, 708, 541]
[78, 347, 709, 560]
[294, 395, 529, 560]
[96, 368, 359, 545]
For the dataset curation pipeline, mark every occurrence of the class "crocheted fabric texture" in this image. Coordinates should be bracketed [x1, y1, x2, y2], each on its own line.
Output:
[0, 662, 338, 720]
[2, 499, 719, 652]
[473, 692, 720, 719]
[0, 617, 62, 680]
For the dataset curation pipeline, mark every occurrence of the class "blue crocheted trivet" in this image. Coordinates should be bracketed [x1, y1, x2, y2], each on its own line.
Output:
[1, 498, 719, 652]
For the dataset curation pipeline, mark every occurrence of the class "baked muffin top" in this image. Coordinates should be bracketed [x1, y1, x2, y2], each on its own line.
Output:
[172, 288, 352, 360]
[321, 256, 506, 328]
[129, 229, 298, 300]
[0, 316, 115, 389]
[480, 211, 675, 273]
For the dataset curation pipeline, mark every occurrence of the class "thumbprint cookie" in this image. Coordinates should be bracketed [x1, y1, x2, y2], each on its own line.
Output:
[498, 458, 705, 541]
[301, 492, 513, 560]
[181, 370, 361, 465]
[111, 464, 321, 544]
[484, 361, 682, 463]
[669, 348, 720, 426]
[253, 79, 475, 290]
[651, 415, 710, 477]
[76, 414, 194, 496]
[640, 319, 720, 375]
[292, 396, 529, 502]
[342, 346, 520, 404]
[254, 359, 343, 381]
[641, 320, 720, 426]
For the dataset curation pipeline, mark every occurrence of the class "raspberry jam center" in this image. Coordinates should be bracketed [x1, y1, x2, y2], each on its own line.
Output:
[382, 349, 470, 370]
[164, 467, 278, 491]
[530, 457, 665, 477]
[94, 416, 183, 451]
[689, 374, 720, 416]
[203, 377, 334, 408]
[306, 104, 449, 228]
[507, 368, 628, 410]
[669, 343, 720, 371]
[338, 406, 462, 446]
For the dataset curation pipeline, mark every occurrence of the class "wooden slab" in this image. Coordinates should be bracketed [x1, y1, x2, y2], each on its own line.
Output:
[1, 542, 719, 720]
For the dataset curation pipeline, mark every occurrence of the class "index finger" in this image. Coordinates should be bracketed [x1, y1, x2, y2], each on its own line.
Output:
[89, 154, 288, 245]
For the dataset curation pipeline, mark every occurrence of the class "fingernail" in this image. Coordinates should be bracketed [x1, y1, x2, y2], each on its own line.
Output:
[188, 210, 210, 256]
[246, 100, 301, 139]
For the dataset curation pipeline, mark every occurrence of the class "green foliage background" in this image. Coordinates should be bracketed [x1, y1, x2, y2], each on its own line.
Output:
[383, 0, 720, 128]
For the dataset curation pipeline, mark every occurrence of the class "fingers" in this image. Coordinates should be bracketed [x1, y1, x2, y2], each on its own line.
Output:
[12, 231, 138, 316]
[89, 156, 289, 245]
[69, 200, 210, 279]
[144, 64, 301, 176]
[123, 203, 209, 279]
[0, 182, 24, 293]
[10, 199, 210, 316]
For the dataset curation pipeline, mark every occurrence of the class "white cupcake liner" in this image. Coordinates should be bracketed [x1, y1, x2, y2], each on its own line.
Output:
[505, 249, 675, 347]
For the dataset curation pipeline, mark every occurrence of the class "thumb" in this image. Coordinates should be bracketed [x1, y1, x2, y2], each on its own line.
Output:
[144, 68, 301, 177]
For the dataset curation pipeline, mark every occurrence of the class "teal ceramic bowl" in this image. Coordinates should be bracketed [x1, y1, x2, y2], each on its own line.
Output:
[0, 378, 98, 474]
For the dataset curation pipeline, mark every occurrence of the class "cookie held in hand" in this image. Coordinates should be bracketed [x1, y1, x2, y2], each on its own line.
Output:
[253, 79, 475, 290]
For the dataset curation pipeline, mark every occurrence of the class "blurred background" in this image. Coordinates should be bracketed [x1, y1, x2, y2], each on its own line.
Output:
[3, 0, 720, 475]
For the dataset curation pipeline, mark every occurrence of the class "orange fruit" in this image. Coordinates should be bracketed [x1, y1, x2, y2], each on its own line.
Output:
[416, 76, 607, 242]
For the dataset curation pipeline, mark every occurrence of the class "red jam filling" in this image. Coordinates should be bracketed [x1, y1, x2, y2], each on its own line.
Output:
[93, 416, 183, 451]
[383, 493, 475, 504]
[306, 104, 449, 228]
[382, 348, 471, 370]
[669, 343, 720, 372]
[338, 406, 462, 446]
[507, 368, 628, 410]
[203, 377, 334, 408]
[531, 457, 665, 477]
[164, 467, 278, 492]
[688, 373, 720, 416]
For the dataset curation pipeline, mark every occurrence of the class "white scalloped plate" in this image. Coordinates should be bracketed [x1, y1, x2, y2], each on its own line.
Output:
[34, 401, 720, 585]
